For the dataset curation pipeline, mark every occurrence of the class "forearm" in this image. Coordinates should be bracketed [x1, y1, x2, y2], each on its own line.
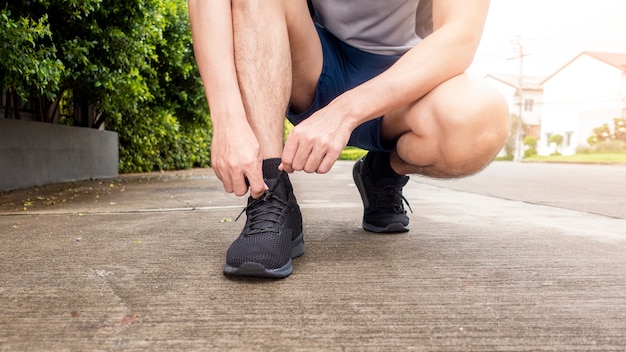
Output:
[327, 0, 490, 129]
[188, 0, 247, 129]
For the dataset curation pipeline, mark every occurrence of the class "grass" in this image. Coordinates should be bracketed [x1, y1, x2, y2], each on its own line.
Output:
[339, 147, 368, 160]
[523, 153, 626, 164]
[341, 150, 626, 164]
[338, 146, 626, 164]
[286, 120, 369, 161]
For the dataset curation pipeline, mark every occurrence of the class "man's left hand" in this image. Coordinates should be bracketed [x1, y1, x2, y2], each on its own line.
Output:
[280, 110, 352, 174]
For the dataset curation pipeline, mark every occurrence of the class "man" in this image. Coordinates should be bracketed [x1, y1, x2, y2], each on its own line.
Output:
[188, 0, 509, 278]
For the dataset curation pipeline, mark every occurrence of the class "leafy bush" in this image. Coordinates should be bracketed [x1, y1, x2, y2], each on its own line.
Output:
[285, 121, 367, 161]
[113, 108, 211, 173]
[548, 134, 564, 154]
[588, 117, 626, 145]
[524, 148, 537, 158]
[576, 145, 594, 154]
[2, 0, 211, 173]
[0, 9, 63, 103]
[339, 147, 368, 161]
[523, 136, 537, 148]
[594, 140, 626, 153]
[495, 155, 514, 161]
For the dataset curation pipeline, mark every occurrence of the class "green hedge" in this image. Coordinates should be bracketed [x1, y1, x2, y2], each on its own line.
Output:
[113, 108, 211, 173]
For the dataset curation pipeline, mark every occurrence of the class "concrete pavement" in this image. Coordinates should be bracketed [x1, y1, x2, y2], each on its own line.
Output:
[1, 161, 625, 351]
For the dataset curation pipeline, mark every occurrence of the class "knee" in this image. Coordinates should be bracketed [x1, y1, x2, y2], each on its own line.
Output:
[437, 86, 510, 177]
[393, 75, 509, 178]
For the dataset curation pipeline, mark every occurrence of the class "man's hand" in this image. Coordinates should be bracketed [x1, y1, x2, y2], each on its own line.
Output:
[211, 123, 267, 199]
[280, 109, 353, 174]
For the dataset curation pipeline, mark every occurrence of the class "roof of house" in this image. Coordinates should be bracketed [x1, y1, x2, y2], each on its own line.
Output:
[541, 51, 626, 84]
[585, 51, 626, 71]
[485, 74, 545, 91]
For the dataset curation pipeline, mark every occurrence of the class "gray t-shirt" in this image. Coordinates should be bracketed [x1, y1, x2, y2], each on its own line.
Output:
[311, 0, 433, 56]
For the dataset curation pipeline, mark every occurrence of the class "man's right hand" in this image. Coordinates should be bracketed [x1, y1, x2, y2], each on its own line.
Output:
[211, 124, 267, 199]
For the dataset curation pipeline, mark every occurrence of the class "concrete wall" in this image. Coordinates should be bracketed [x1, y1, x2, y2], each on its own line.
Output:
[0, 119, 118, 191]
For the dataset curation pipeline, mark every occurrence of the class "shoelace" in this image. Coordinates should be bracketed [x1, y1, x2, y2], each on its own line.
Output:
[234, 172, 289, 236]
[372, 181, 414, 214]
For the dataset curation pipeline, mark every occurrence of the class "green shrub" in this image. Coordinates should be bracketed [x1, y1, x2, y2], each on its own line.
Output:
[576, 145, 594, 154]
[587, 135, 598, 146]
[594, 140, 626, 153]
[523, 136, 537, 148]
[339, 147, 368, 160]
[495, 155, 514, 161]
[285, 121, 367, 161]
[524, 148, 537, 158]
[114, 108, 211, 173]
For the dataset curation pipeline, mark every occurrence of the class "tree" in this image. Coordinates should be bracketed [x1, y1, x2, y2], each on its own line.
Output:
[523, 135, 537, 158]
[589, 123, 611, 145]
[0, 8, 63, 120]
[548, 134, 564, 155]
[101, 0, 212, 172]
[588, 117, 626, 146]
[2, 0, 211, 172]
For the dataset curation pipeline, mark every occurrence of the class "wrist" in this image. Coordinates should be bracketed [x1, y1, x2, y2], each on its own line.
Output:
[208, 97, 248, 130]
[328, 90, 369, 132]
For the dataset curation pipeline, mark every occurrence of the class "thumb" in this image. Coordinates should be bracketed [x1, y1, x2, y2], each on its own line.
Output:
[246, 171, 268, 199]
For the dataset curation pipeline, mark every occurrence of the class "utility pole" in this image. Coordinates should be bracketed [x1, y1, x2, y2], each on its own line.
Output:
[512, 35, 525, 162]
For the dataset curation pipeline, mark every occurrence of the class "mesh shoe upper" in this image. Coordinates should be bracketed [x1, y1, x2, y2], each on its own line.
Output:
[226, 172, 303, 270]
[353, 154, 411, 233]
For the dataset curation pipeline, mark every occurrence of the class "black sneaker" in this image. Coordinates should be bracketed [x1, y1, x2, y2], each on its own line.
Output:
[223, 169, 304, 279]
[353, 153, 412, 233]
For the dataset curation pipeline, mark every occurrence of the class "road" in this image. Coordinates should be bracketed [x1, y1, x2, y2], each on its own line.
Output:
[415, 162, 626, 219]
[1, 161, 625, 351]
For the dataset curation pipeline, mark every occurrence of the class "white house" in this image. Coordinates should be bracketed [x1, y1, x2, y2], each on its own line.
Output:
[485, 74, 545, 139]
[539, 51, 626, 155]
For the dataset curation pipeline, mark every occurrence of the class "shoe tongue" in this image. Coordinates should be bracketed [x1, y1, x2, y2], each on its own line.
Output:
[264, 172, 290, 201]
[263, 158, 288, 198]
[264, 177, 279, 190]
[262, 158, 282, 178]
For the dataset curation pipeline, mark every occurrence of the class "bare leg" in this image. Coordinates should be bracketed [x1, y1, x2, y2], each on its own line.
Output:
[231, 0, 322, 159]
[381, 74, 510, 178]
[224, 1, 322, 279]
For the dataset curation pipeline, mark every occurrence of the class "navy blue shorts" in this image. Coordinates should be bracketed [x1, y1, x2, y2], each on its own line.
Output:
[286, 25, 401, 152]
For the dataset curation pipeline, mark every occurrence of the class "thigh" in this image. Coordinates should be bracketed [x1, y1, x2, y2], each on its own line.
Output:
[382, 73, 509, 144]
[284, 0, 324, 113]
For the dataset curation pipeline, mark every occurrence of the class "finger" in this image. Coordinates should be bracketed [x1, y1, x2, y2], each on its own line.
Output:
[230, 171, 250, 197]
[213, 166, 224, 185]
[303, 147, 325, 173]
[291, 143, 314, 172]
[281, 137, 298, 173]
[277, 162, 293, 173]
[317, 148, 340, 174]
[221, 174, 234, 194]
[246, 168, 267, 199]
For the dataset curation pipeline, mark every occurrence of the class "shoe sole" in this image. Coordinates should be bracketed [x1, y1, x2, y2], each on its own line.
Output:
[363, 222, 409, 233]
[223, 232, 304, 279]
[353, 158, 410, 234]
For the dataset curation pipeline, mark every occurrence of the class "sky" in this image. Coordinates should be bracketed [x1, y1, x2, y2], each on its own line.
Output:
[469, 0, 626, 78]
